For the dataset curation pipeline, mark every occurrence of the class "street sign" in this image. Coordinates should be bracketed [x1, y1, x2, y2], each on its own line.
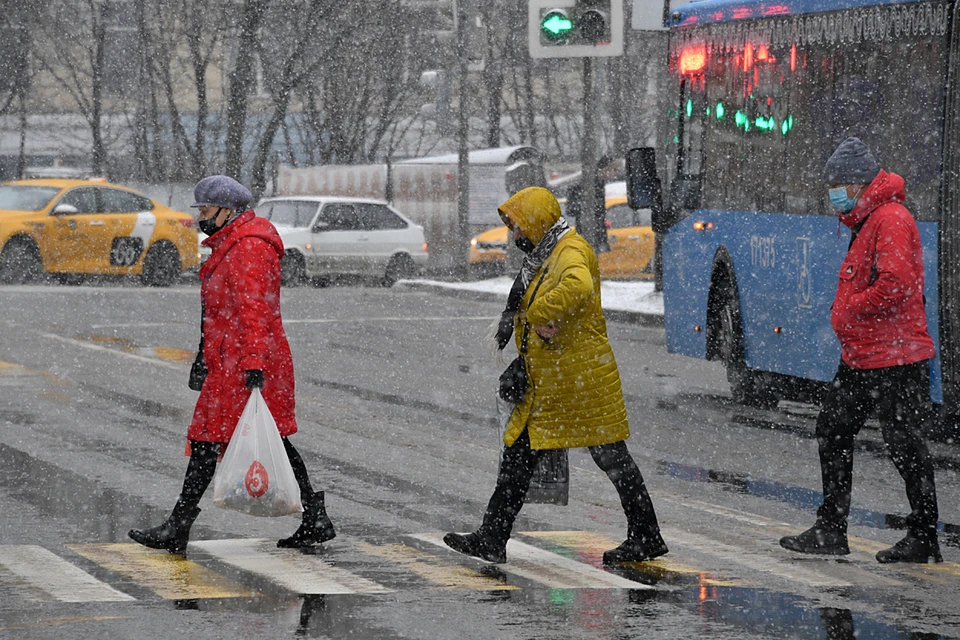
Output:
[528, 0, 623, 59]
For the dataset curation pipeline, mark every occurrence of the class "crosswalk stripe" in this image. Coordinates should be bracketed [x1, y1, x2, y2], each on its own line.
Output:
[356, 542, 520, 591]
[663, 528, 867, 588]
[67, 543, 254, 600]
[410, 533, 650, 590]
[0, 545, 134, 602]
[190, 539, 392, 595]
[521, 530, 740, 587]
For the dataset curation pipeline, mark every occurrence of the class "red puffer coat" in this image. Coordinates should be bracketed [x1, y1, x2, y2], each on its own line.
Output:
[831, 170, 935, 370]
[188, 210, 297, 443]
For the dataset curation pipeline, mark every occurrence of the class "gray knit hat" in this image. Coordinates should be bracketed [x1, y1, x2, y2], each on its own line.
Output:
[190, 175, 253, 211]
[823, 137, 880, 185]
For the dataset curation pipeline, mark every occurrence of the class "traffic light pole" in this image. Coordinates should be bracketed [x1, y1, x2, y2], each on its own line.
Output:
[580, 57, 601, 252]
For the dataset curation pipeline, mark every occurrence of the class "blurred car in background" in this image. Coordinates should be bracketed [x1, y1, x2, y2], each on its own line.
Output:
[0, 178, 199, 286]
[468, 181, 654, 279]
[254, 196, 428, 287]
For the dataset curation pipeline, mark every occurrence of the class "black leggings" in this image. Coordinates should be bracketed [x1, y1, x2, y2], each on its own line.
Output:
[480, 429, 662, 545]
[179, 438, 315, 508]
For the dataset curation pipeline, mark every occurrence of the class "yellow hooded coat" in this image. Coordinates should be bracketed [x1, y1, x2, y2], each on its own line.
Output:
[500, 187, 630, 450]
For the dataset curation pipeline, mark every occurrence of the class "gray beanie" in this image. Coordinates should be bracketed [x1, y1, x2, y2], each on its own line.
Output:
[191, 175, 253, 211]
[823, 137, 880, 185]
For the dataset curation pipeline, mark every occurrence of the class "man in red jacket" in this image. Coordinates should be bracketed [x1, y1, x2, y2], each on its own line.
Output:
[780, 138, 941, 563]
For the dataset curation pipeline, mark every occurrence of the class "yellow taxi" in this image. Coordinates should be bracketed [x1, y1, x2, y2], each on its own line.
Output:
[0, 179, 200, 286]
[468, 182, 654, 279]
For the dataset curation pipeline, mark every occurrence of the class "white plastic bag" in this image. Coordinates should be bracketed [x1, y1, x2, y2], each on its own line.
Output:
[213, 388, 302, 517]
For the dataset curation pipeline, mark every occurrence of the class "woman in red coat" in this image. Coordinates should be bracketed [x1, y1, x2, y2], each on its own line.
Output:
[129, 175, 335, 554]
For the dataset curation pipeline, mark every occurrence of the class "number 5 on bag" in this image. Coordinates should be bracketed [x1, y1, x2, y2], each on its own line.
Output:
[213, 388, 303, 517]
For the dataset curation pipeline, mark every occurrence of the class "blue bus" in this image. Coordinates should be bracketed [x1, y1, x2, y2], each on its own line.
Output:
[627, 0, 960, 422]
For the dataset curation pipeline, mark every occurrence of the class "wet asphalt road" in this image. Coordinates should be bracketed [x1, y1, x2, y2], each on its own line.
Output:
[0, 280, 959, 639]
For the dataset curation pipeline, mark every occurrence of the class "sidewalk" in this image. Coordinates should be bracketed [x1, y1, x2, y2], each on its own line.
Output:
[398, 277, 664, 325]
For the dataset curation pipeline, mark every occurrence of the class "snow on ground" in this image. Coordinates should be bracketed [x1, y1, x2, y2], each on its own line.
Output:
[405, 277, 663, 317]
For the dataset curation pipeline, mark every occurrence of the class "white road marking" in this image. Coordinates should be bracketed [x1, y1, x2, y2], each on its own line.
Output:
[676, 499, 790, 527]
[284, 316, 498, 324]
[90, 322, 188, 329]
[662, 528, 869, 588]
[39, 333, 185, 371]
[0, 545, 134, 602]
[410, 533, 650, 590]
[189, 538, 392, 595]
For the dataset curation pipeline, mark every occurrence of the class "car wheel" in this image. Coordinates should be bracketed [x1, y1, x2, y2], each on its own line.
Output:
[280, 251, 306, 287]
[709, 270, 778, 409]
[383, 254, 415, 287]
[0, 237, 42, 285]
[141, 242, 181, 287]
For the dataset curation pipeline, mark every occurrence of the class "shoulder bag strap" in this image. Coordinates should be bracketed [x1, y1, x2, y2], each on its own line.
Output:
[520, 268, 550, 355]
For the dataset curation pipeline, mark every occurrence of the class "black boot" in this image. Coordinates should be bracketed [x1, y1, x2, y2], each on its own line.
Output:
[278, 491, 336, 548]
[603, 530, 668, 565]
[443, 530, 507, 564]
[779, 522, 849, 556]
[876, 531, 942, 564]
[128, 500, 201, 554]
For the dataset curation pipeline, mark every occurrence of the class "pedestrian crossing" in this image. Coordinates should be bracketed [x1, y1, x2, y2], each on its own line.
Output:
[0, 529, 956, 604]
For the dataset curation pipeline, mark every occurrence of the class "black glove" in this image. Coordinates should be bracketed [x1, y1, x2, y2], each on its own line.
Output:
[245, 370, 264, 389]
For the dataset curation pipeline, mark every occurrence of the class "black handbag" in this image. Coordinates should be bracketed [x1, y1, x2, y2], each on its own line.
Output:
[498, 269, 549, 403]
[188, 301, 207, 391]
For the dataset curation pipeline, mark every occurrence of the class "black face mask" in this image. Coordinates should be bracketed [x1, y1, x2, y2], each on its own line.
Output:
[514, 236, 535, 254]
[198, 208, 226, 236]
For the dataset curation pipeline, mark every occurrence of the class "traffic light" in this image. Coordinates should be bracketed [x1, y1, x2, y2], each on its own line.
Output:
[529, 0, 623, 59]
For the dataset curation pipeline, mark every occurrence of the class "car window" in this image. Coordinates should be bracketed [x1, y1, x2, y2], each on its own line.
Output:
[357, 203, 407, 230]
[0, 186, 61, 211]
[316, 203, 361, 231]
[100, 188, 154, 213]
[56, 187, 99, 214]
[606, 204, 637, 229]
[635, 208, 652, 227]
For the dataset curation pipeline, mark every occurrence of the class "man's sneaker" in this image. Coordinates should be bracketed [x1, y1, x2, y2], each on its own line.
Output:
[876, 532, 942, 564]
[779, 524, 850, 555]
[602, 537, 669, 565]
[443, 531, 507, 564]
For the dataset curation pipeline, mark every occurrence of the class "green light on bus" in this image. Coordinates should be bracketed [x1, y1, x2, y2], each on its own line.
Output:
[686, 99, 693, 118]
[716, 102, 725, 119]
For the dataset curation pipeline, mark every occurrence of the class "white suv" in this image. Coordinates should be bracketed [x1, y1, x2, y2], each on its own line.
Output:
[256, 197, 428, 287]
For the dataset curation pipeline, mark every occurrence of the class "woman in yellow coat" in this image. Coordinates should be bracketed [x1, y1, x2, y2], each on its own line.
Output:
[444, 187, 667, 565]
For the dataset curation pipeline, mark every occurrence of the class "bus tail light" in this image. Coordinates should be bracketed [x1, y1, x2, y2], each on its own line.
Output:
[774, 326, 782, 334]
[693, 221, 714, 231]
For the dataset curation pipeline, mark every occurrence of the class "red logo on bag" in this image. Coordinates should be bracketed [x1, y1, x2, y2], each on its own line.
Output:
[245, 460, 269, 497]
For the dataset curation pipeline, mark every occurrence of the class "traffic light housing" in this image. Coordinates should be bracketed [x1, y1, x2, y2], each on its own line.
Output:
[529, 0, 623, 59]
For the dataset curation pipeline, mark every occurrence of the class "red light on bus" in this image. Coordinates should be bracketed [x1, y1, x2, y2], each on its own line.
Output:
[744, 42, 753, 71]
[774, 326, 783, 334]
[757, 46, 768, 62]
[694, 325, 702, 332]
[761, 5, 790, 16]
[791, 44, 797, 71]
[693, 221, 713, 231]
[680, 45, 707, 75]
[733, 8, 753, 19]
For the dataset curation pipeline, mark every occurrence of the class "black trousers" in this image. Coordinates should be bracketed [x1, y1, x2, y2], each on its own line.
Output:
[480, 429, 662, 545]
[178, 438, 315, 508]
[816, 360, 938, 534]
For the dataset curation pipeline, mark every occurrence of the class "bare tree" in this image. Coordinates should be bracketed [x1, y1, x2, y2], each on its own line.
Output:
[35, 0, 113, 174]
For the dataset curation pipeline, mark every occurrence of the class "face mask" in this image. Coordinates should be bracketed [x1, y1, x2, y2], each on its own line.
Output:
[198, 208, 226, 236]
[828, 187, 858, 214]
[514, 236, 535, 254]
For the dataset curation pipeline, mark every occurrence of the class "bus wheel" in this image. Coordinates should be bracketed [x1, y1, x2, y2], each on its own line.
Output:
[710, 275, 778, 409]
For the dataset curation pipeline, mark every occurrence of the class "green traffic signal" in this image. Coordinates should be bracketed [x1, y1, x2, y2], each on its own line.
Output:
[541, 10, 573, 42]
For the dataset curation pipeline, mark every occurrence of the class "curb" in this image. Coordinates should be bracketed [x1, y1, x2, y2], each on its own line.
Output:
[398, 281, 664, 327]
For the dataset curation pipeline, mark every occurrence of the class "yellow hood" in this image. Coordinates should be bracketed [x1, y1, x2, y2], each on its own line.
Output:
[498, 187, 561, 245]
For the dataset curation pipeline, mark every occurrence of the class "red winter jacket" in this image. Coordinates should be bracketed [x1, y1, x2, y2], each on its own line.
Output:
[188, 210, 297, 443]
[831, 170, 935, 370]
